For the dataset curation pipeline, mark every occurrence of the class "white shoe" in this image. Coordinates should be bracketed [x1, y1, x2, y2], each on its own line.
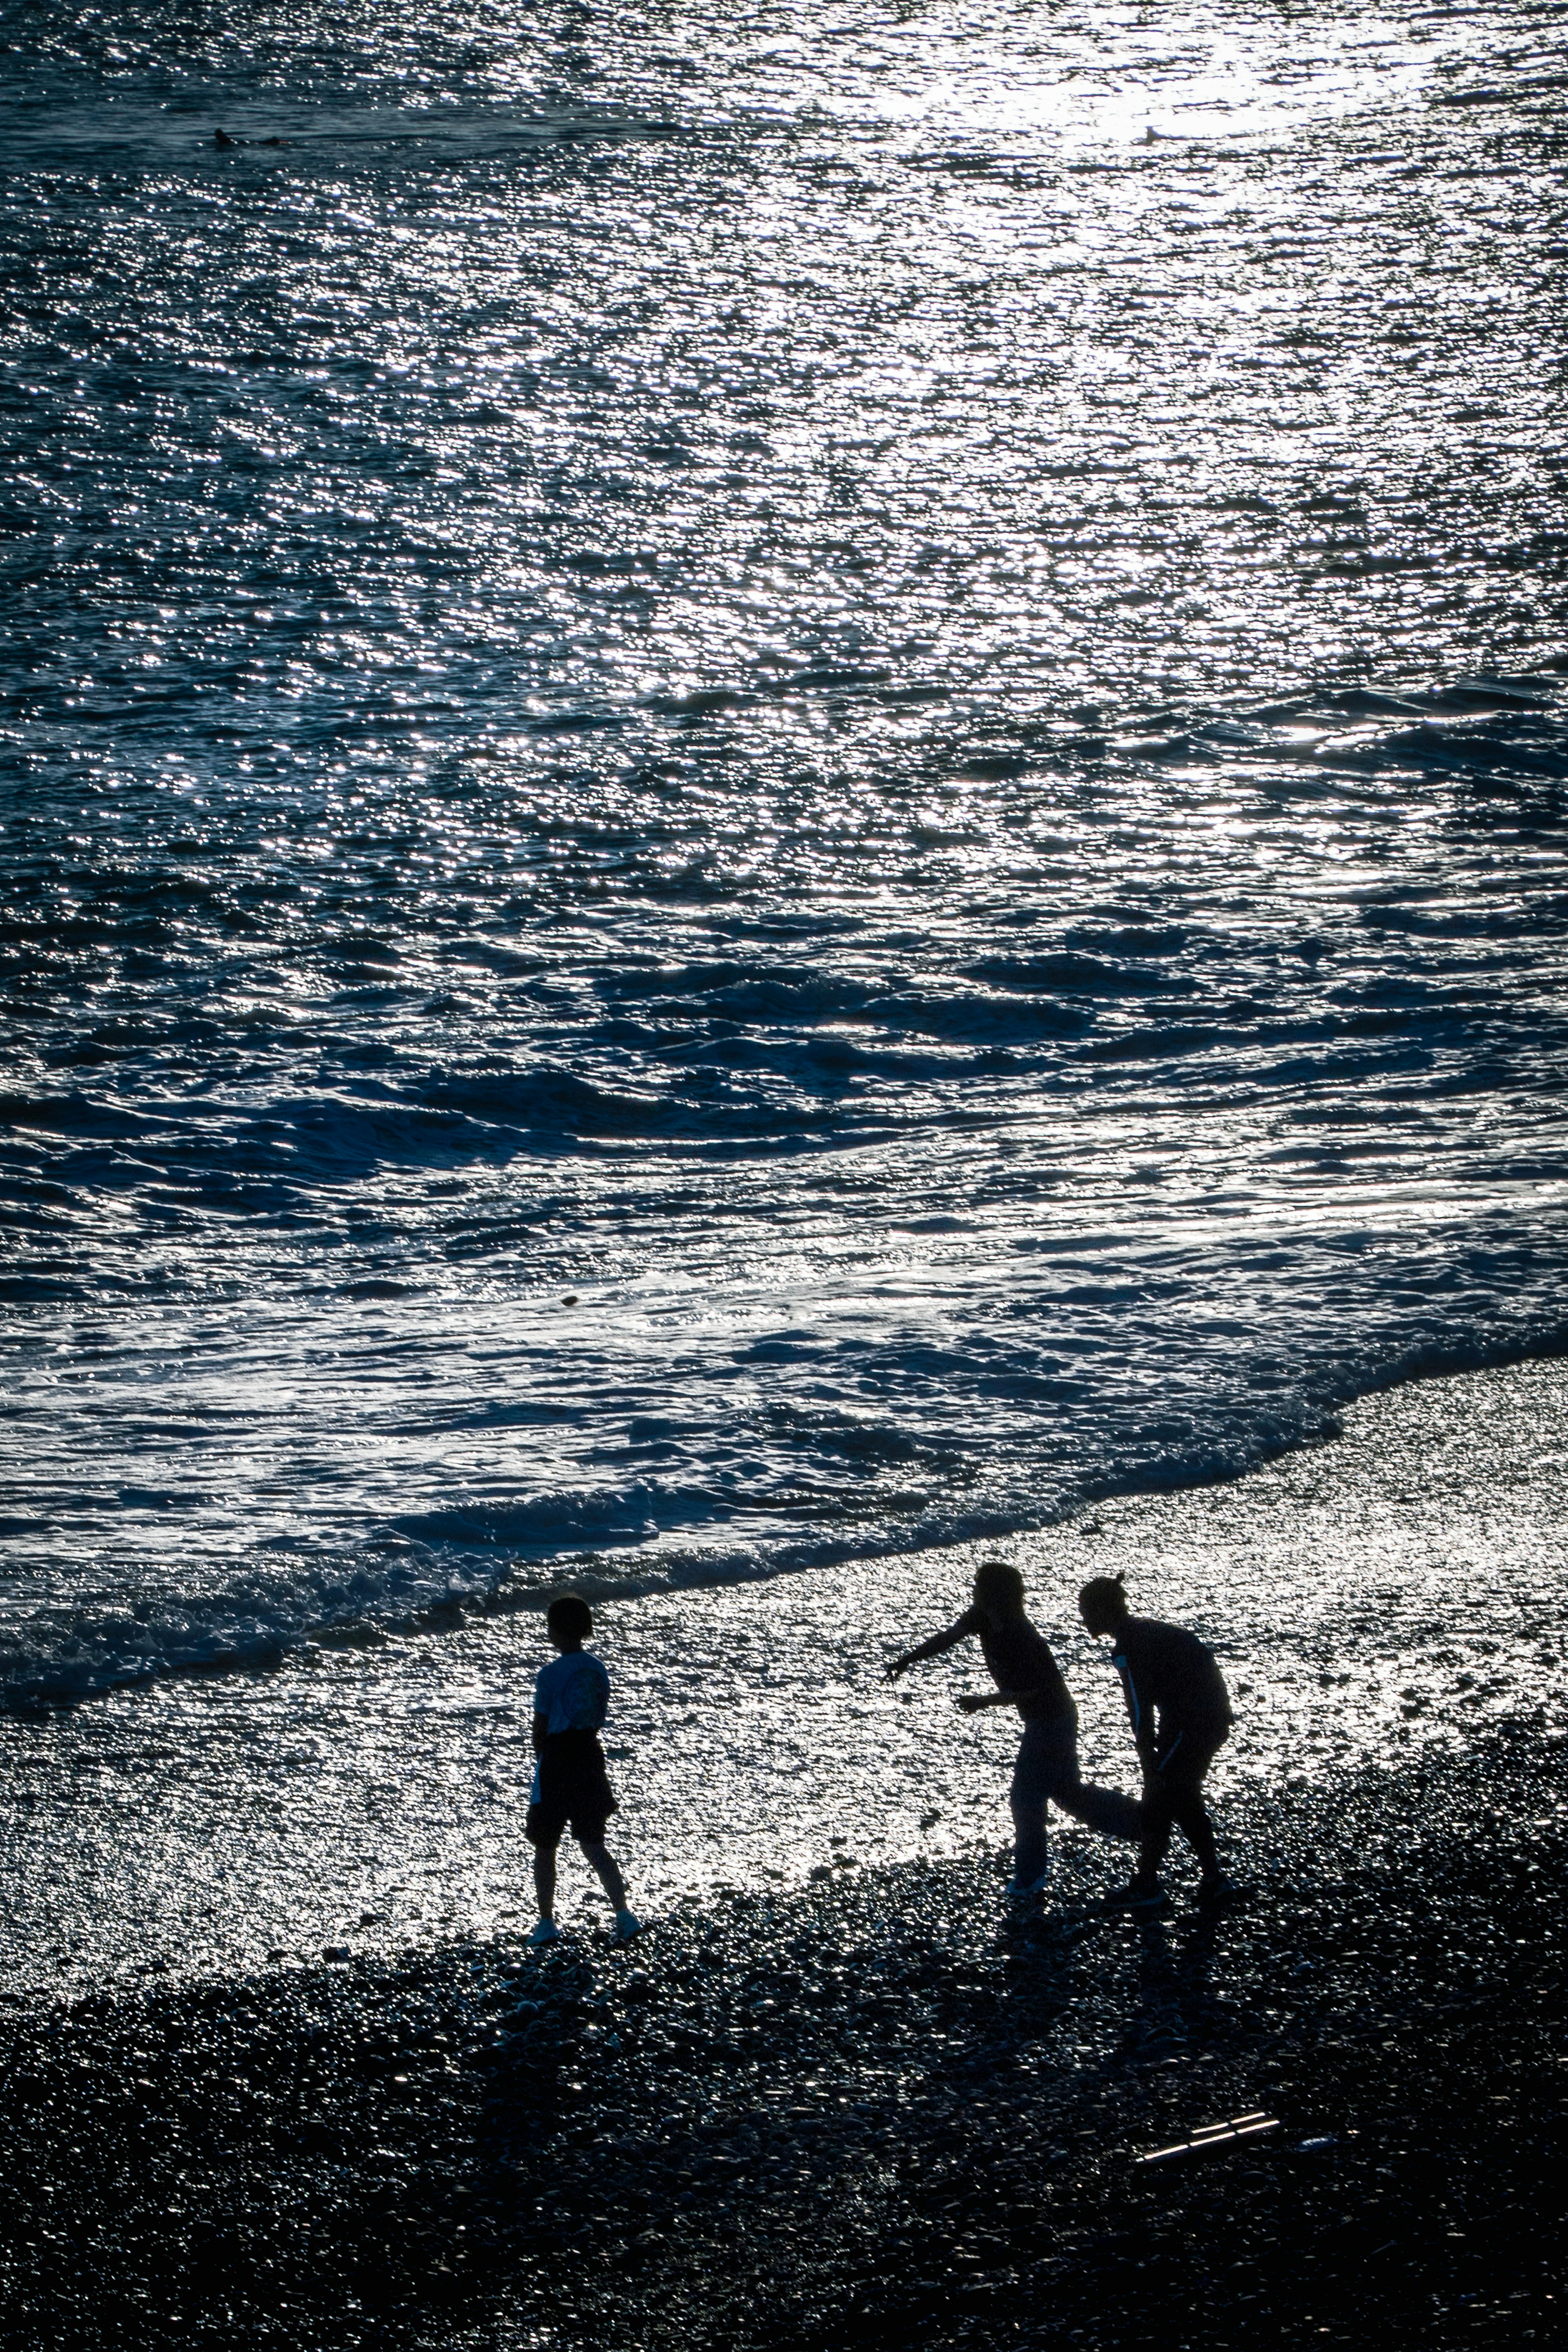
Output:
[528, 1918, 561, 1946]
[1007, 1871, 1050, 1906]
[613, 1909, 644, 1943]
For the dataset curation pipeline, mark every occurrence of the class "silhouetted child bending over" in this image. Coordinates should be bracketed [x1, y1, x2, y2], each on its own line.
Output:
[527, 1592, 641, 1947]
[1078, 1574, 1233, 1913]
[886, 1559, 1141, 1906]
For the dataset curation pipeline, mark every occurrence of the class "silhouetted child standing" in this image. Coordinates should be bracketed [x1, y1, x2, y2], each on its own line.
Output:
[1078, 1574, 1233, 1913]
[887, 1558, 1142, 1906]
[527, 1592, 641, 1946]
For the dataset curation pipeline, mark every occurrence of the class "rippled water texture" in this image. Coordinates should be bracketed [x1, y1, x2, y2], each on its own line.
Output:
[2, 0, 1566, 1702]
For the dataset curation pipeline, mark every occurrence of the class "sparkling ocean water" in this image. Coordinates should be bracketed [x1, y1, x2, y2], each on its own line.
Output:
[2, 0, 1566, 1715]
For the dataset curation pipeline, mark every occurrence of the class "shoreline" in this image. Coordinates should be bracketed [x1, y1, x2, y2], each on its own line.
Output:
[0, 1357, 1563, 2345]
[2, 1730, 1562, 2348]
[3, 1357, 1565, 2001]
[7, 1334, 1568, 1725]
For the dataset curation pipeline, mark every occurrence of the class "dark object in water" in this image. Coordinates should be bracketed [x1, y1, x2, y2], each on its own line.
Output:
[1136, 2111, 1281, 2165]
[213, 127, 235, 149]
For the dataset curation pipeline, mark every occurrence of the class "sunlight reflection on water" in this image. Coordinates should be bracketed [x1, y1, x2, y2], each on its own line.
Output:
[2, 0, 1565, 1714]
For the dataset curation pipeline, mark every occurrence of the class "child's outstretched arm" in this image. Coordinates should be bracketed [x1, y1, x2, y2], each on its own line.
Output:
[885, 1617, 971, 1681]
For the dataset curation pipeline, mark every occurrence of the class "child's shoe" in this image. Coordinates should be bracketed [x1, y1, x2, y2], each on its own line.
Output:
[1105, 1878, 1169, 1917]
[613, 1909, 644, 1944]
[528, 1918, 561, 1947]
[1006, 1870, 1050, 1908]
[1197, 1873, 1237, 1906]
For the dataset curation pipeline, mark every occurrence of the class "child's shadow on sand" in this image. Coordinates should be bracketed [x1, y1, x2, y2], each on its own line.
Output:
[1120, 1906, 1232, 2064]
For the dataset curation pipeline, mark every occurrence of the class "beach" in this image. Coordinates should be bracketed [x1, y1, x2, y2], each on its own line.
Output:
[3, 1359, 1566, 1988]
[6, 1743, 1564, 2352]
[4, 2, 1566, 2341]
[3, 1358, 1564, 2348]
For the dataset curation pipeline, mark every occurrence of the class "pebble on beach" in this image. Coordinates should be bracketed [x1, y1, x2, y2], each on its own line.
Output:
[3, 1734, 1562, 2350]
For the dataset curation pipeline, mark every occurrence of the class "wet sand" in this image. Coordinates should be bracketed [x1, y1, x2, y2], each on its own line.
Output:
[4, 1358, 1566, 1994]
[2, 1359, 1566, 2347]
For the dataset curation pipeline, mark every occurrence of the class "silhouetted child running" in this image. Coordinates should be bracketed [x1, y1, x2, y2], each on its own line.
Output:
[527, 1592, 641, 1947]
[1078, 1574, 1233, 1914]
[886, 1559, 1142, 1907]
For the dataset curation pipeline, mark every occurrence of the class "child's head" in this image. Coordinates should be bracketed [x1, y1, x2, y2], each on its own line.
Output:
[972, 1559, 1027, 1621]
[1078, 1574, 1129, 1637]
[546, 1591, 593, 1650]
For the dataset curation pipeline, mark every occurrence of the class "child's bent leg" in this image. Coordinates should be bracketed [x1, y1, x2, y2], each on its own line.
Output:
[1160, 1741, 1221, 1879]
[1136, 1777, 1176, 1887]
[1027, 1720, 1142, 1844]
[1169, 1783, 1219, 1878]
[579, 1837, 628, 1913]
[1053, 1776, 1144, 1843]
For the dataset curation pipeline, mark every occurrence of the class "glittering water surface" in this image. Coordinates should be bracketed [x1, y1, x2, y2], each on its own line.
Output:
[2, 0, 1566, 1705]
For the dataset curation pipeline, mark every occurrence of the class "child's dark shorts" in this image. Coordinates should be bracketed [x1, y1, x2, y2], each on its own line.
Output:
[526, 1730, 618, 1848]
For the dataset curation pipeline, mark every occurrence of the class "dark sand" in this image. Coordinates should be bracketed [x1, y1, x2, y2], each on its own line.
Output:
[2, 1730, 1562, 2350]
